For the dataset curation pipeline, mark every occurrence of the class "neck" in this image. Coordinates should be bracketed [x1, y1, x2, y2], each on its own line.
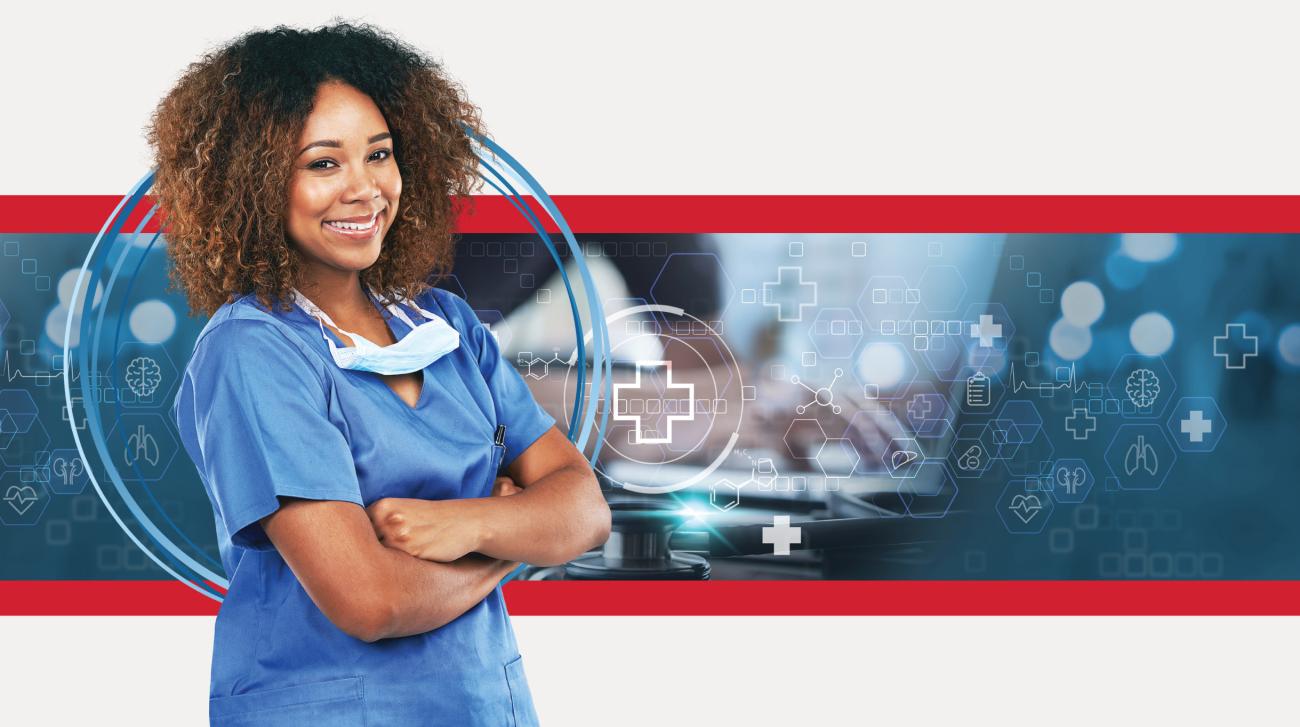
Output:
[296, 264, 377, 325]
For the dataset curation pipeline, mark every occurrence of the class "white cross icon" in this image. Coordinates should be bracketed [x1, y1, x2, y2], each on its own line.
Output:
[612, 360, 695, 444]
[1180, 410, 1213, 443]
[970, 314, 1003, 348]
[1213, 323, 1259, 369]
[761, 266, 818, 322]
[1065, 408, 1097, 440]
[762, 515, 802, 556]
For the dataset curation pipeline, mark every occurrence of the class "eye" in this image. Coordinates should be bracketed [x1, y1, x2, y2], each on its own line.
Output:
[307, 158, 337, 170]
[369, 148, 393, 162]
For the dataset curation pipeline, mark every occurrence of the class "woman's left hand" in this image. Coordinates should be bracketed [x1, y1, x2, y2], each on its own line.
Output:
[366, 497, 485, 563]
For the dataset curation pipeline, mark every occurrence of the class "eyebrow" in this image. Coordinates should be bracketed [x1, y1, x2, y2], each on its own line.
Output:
[298, 132, 392, 156]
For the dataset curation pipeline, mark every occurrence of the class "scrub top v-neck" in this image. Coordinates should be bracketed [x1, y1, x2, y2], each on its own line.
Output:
[313, 290, 434, 411]
[172, 286, 554, 726]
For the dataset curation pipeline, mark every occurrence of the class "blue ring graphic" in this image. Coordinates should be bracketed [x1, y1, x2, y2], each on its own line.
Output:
[66, 138, 612, 600]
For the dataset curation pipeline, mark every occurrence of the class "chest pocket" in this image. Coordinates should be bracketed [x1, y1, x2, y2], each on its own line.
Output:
[479, 423, 508, 497]
[210, 676, 365, 726]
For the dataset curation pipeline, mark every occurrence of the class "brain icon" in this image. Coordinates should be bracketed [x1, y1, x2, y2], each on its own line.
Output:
[125, 356, 163, 398]
[1125, 368, 1161, 409]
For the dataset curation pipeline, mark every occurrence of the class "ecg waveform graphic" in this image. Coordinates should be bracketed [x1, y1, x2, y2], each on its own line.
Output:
[1006, 362, 1099, 397]
[2, 350, 71, 385]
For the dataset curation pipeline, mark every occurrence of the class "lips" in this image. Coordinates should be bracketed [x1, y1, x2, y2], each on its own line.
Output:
[323, 209, 384, 239]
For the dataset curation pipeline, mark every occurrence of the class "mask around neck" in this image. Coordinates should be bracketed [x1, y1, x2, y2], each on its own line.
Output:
[291, 285, 460, 375]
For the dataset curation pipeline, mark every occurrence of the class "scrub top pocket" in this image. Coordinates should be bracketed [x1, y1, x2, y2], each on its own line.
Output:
[504, 654, 540, 727]
[209, 675, 366, 727]
[483, 424, 507, 495]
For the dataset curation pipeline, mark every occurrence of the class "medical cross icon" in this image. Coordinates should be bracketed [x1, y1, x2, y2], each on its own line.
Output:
[907, 395, 933, 421]
[1180, 410, 1212, 443]
[1213, 323, 1258, 369]
[761, 266, 818, 322]
[612, 360, 694, 445]
[762, 515, 802, 556]
[1064, 408, 1096, 440]
[970, 314, 1003, 348]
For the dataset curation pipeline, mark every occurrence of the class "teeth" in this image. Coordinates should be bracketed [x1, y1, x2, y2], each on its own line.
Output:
[325, 213, 379, 232]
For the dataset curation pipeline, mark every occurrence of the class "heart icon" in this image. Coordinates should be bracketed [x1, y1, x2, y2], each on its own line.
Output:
[4, 485, 39, 516]
[1008, 494, 1043, 524]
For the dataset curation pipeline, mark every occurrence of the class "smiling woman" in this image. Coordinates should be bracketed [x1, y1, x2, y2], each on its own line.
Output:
[148, 21, 482, 320]
[153, 20, 609, 727]
[285, 81, 403, 299]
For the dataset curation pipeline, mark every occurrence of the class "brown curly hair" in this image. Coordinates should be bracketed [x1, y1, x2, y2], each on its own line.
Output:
[147, 20, 487, 318]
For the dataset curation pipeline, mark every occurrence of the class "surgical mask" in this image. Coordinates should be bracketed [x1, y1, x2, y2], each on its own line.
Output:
[291, 284, 460, 375]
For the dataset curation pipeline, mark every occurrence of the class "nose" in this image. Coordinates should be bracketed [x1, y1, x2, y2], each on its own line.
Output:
[341, 162, 382, 204]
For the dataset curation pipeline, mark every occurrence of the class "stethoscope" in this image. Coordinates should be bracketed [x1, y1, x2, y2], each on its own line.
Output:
[521, 494, 946, 581]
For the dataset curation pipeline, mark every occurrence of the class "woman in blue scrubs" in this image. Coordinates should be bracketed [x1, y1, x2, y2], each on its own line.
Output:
[154, 22, 611, 725]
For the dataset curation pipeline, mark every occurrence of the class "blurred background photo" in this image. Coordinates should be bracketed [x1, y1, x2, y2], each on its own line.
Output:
[2, 231, 1297, 582]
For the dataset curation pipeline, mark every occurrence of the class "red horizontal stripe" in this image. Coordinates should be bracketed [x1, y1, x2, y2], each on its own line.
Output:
[1, 580, 1298, 616]
[4, 195, 1300, 233]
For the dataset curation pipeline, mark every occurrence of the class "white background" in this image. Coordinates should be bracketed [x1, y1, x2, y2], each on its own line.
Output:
[5, 1, 1300, 194]
[2, 616, 1296, 725]
[3, 1, 1299, 724]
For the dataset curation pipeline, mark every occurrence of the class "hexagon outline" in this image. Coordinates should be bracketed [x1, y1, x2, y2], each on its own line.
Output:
[962, 302, 1017, 354]
[112, 342, 181, 411]
[0, 389, 39, 434]
[45, 448, 91, 496]
[0, 472, 51, 527]
[850, 337, 922, 402]
[807, 307, 864, 360]
[918, 265, 969, 314]
[105, 412, 181, 483]
[995, 478, 1055, 535]
[814, 437, 862, 480]
[651, 252, 737, 318]
[996, 399, 1044, 444]
[1048, 457, 1094, 504]
[782, 418, 827, 461]
[1106, 354, 1178, 419]
[882, 436, 924, 479]
[897, 460, 958, 519]
[1103, 423, 1178, 492]
[1164, 396, 1227, 453]
[709, 478, 742, 512]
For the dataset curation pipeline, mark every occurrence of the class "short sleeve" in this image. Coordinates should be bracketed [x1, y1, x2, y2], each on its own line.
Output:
[173, 319, 363, 551]
[430, 288, 557, 467]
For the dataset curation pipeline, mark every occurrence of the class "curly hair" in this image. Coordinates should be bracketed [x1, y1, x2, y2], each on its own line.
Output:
[147, 20, 487, 318]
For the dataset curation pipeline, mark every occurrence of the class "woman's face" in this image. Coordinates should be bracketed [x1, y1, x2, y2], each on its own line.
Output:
[286, 80, 402, 280]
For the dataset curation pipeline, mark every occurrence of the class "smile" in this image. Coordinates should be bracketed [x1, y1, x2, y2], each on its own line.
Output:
[323, 210, 383, 238]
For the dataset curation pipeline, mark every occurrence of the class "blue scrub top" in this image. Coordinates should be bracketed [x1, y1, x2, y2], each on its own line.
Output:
[172, 286, 555, 726]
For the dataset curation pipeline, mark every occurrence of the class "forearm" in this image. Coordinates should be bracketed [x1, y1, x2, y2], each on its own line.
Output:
[472, 464, 610, 566]
[372, 549, 517, 640]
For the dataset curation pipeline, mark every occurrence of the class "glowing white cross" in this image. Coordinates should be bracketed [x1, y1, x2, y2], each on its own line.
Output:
[762, 515, 802, 556]
[1181, 410, 1213, 443]
[970, 314, 1003, 348]
[612, 360, 694, 445]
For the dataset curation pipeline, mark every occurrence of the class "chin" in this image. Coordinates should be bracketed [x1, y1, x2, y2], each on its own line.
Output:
[351, 247, 384, 271]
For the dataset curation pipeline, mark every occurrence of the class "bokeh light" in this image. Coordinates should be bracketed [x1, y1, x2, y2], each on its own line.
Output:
[128, 299, 177, 344]
[1050, 318, 1093, 361]
[856, 341, 908, 389]
[1279, 323, 1300, 368]
[1060, 281, 1105, 327]
[1129, 311, 1175, 356]
[1120, 233, 1178, 262]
